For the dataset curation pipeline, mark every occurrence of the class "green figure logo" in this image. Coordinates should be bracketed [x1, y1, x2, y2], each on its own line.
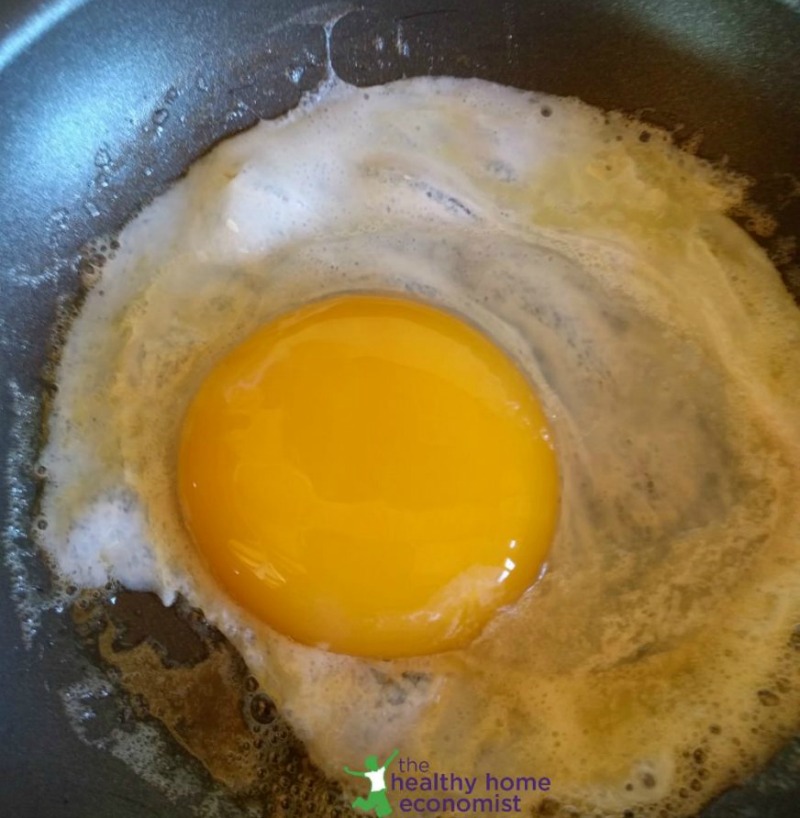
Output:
[344, 749, 399, 817]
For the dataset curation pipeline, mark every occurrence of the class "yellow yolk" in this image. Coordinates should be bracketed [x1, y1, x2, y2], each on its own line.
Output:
[177, 294, 558, 658]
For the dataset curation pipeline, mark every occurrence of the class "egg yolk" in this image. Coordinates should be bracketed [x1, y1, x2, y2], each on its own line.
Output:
[178, 294, 558, 658]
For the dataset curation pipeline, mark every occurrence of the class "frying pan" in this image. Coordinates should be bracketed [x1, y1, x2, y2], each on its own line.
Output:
[1, 1, 798, 816]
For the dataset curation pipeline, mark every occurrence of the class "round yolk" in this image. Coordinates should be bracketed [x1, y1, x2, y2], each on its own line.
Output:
[178, 294, 559, 658]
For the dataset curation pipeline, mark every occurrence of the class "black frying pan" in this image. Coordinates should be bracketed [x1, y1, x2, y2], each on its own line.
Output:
[1, 2, 799, 817]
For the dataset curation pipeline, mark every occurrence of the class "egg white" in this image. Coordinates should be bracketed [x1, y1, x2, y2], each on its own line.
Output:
[38, 77, 800, 817]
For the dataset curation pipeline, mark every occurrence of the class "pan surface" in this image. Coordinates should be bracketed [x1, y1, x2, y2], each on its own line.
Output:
[1, 1, 799, 817]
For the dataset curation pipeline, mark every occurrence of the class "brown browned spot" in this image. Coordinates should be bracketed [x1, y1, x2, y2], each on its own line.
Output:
[98, 626, 261, 790]
[71, 589, 347, 816]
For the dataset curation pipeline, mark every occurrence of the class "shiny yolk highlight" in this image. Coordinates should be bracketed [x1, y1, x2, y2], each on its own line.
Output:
[177, 294, 558, 658]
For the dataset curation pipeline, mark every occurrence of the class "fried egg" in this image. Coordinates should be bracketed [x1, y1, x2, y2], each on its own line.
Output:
[37, 76, 800, 818]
